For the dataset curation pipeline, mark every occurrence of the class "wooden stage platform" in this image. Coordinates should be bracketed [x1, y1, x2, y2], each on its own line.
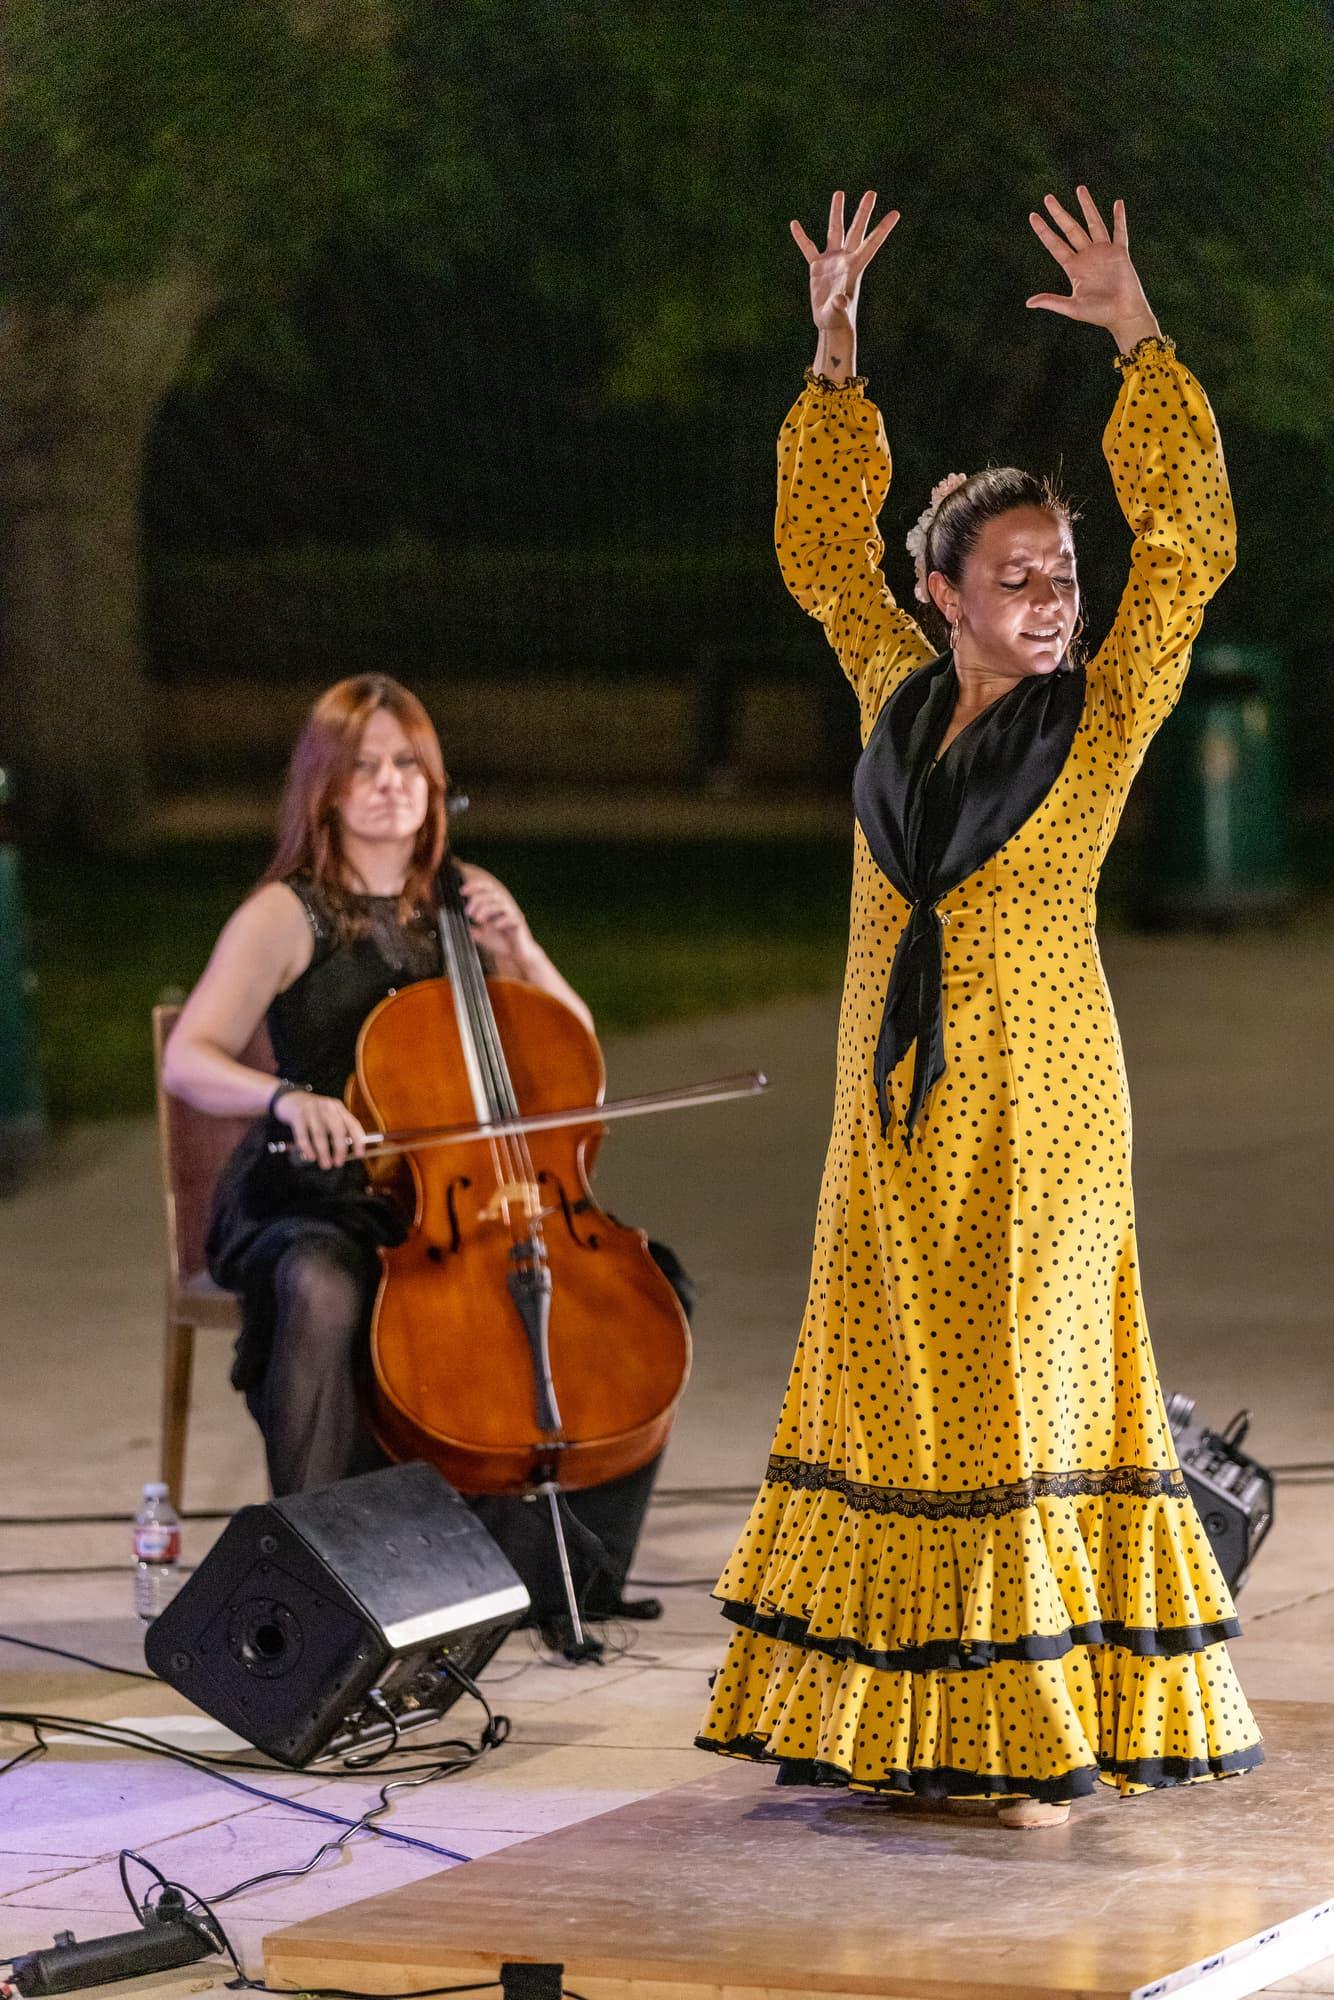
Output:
[264, 1700, 1334, 2000]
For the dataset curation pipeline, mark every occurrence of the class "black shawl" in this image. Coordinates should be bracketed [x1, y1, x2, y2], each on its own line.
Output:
[852, 651, 1086, 1147]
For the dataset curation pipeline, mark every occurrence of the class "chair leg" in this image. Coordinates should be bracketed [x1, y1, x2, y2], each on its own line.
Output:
[160, 1316, 195, 1508]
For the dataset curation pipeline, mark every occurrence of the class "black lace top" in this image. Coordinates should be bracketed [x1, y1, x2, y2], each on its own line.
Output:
[267, 877, 443, 1096]
[205, 876, 445, 1355]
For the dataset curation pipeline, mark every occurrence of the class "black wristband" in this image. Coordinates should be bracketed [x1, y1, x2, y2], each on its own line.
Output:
[268, 1079, 312, 1117]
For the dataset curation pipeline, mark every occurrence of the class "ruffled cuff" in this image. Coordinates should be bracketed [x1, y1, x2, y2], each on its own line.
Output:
[1112, 333, 1176, 375]
[803, 366, 868, 394]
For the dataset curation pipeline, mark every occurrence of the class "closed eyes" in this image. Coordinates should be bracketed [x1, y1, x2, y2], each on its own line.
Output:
[355, 753, 420, 774]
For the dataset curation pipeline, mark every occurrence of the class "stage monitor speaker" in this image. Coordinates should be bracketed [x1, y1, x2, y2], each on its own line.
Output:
[1166, 1394, 1274, 1594]
[145, 1461, 529, 1767]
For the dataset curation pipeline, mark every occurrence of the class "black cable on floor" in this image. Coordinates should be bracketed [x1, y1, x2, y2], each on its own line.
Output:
[196, 1669, 507, 1905]
[0, 1725, 47, 1777]
[0, 1631, 160, 1680]
[649, 1485, 758, 1502]
[627, 1577, 716, 1589]
[0, 1565, 138, 1579]
[91, 1669, 517, 1991]
[118, 1850, 500, 2000]
[0, 1509, 232, 1526]
[0, 1633, 528, 1757]
[0, 1712, 478, 1860]
[231, 1981, 502, 1998]
[178, 1764, 448, 1906]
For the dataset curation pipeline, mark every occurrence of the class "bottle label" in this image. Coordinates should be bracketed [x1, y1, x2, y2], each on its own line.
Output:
[134, 1523, 181, 1564]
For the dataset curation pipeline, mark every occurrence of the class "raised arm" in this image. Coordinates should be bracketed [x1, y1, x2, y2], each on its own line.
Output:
[780, 192, 935, 729]
[1026, 187, 1235, 760]
[1090, 341, 1235, 757]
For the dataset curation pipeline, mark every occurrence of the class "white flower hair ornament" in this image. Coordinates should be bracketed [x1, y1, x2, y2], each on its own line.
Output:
[905, 472, 971, 606]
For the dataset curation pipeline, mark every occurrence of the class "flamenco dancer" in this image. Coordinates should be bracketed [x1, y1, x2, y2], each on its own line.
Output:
[697, 187, 1262, 1825]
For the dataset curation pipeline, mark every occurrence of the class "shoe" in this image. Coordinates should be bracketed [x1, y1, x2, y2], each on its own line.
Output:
[536, 1614, 606, 1662]
[583, 1593, 664, 1622]
[997, 1798, 1071, 1830]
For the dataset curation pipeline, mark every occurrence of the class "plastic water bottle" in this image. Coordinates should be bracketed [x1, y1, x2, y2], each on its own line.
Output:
[133, 1482, 182, 1621]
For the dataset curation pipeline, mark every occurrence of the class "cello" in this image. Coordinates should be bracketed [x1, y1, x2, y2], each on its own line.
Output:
[341, 856, 707, 1641]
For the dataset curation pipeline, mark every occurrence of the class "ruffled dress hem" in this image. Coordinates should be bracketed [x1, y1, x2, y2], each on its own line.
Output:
[693, 1729, 1263, 1803]
[702, 1469, 1261, 1800]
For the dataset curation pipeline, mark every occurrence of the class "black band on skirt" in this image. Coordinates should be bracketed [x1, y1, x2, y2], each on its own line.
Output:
[718, 1596, 1243, 1673]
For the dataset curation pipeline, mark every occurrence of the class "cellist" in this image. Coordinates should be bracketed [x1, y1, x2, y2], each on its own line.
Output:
[163, 672, 689, 1633]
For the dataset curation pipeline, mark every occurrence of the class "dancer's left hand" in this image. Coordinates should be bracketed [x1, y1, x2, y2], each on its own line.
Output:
[1026, 186, 1161, 354]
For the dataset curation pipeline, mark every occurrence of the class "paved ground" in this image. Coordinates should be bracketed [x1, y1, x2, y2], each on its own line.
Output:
[0, 928, 1332, 1996]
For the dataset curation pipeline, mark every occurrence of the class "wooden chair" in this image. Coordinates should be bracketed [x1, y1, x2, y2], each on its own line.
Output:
[153, 1003, 275, 1505]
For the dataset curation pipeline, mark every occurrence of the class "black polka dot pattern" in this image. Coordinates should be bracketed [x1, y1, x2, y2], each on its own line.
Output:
[696, 343, 1262, 1801]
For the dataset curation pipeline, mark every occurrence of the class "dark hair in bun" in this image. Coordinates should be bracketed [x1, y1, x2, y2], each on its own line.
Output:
[923, 467, 1081, 650]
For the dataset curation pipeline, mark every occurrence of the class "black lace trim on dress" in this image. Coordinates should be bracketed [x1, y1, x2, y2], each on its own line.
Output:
[764, 1454, 1189, 1520]
[1112, 332, 1177, 374]
[284, 877, 332, 956]
[803, 366, 868, 393]
[717, 1598, 1242, 1673]
[283, 875, 439, 975]
[694, 1731, 1263, 1803]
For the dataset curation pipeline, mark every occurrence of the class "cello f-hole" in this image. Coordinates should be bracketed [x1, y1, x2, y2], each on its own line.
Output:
[542, 1170, 600, 1250]
[443, 1176, 469, 1253]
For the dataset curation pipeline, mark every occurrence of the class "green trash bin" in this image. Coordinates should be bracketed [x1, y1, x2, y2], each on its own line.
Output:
[0, 763, 47, 1186]
[1141, 643, 1293, 924]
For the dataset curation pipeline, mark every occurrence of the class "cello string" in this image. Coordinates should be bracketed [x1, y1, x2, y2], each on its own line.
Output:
[447, 899, 571, 1466]
[467, 942, 546, 1213]
[463, 921, 520, 1120]
[444, 868, 532, 1232]
[438, 870, 525, 1229]
[449, 866, 546, 1223]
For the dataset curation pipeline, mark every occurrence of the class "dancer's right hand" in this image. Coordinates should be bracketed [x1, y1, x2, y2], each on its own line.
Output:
[791, 190, 900, 337]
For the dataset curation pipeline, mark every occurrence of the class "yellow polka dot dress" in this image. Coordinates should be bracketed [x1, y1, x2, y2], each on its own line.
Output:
[696, 339, 1263, 1801]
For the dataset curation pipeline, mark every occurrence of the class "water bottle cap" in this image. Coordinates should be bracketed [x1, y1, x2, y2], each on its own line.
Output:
[142, 1481, 169, 1499]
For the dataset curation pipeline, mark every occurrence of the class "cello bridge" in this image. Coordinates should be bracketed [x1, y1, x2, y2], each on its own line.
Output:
[480, 1180, 552, 1226]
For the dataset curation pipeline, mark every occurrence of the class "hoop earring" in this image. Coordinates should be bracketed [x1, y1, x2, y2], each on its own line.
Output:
[949, 616, 962, 652]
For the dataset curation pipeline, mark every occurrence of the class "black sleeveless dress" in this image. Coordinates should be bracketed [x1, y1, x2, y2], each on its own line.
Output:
[206, 878, 442, 1390]
[206, 875, 685, 1624]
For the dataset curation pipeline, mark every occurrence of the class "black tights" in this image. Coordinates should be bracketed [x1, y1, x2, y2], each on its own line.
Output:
[245, 1231, 385, 1496]
[243, 1228, 676, 1618]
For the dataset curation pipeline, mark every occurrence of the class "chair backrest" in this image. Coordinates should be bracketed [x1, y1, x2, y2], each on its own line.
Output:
[153, 1004, 276, 1291]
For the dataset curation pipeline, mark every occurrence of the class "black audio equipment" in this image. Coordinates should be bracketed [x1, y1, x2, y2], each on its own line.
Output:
[145, 1462, 529, 1767]
[1166, 1394, 1274, 1594]
[10, 1899, 218, 1996]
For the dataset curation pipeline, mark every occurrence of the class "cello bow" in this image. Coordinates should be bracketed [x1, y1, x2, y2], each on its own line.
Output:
[266, 1068, 768, 1160]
